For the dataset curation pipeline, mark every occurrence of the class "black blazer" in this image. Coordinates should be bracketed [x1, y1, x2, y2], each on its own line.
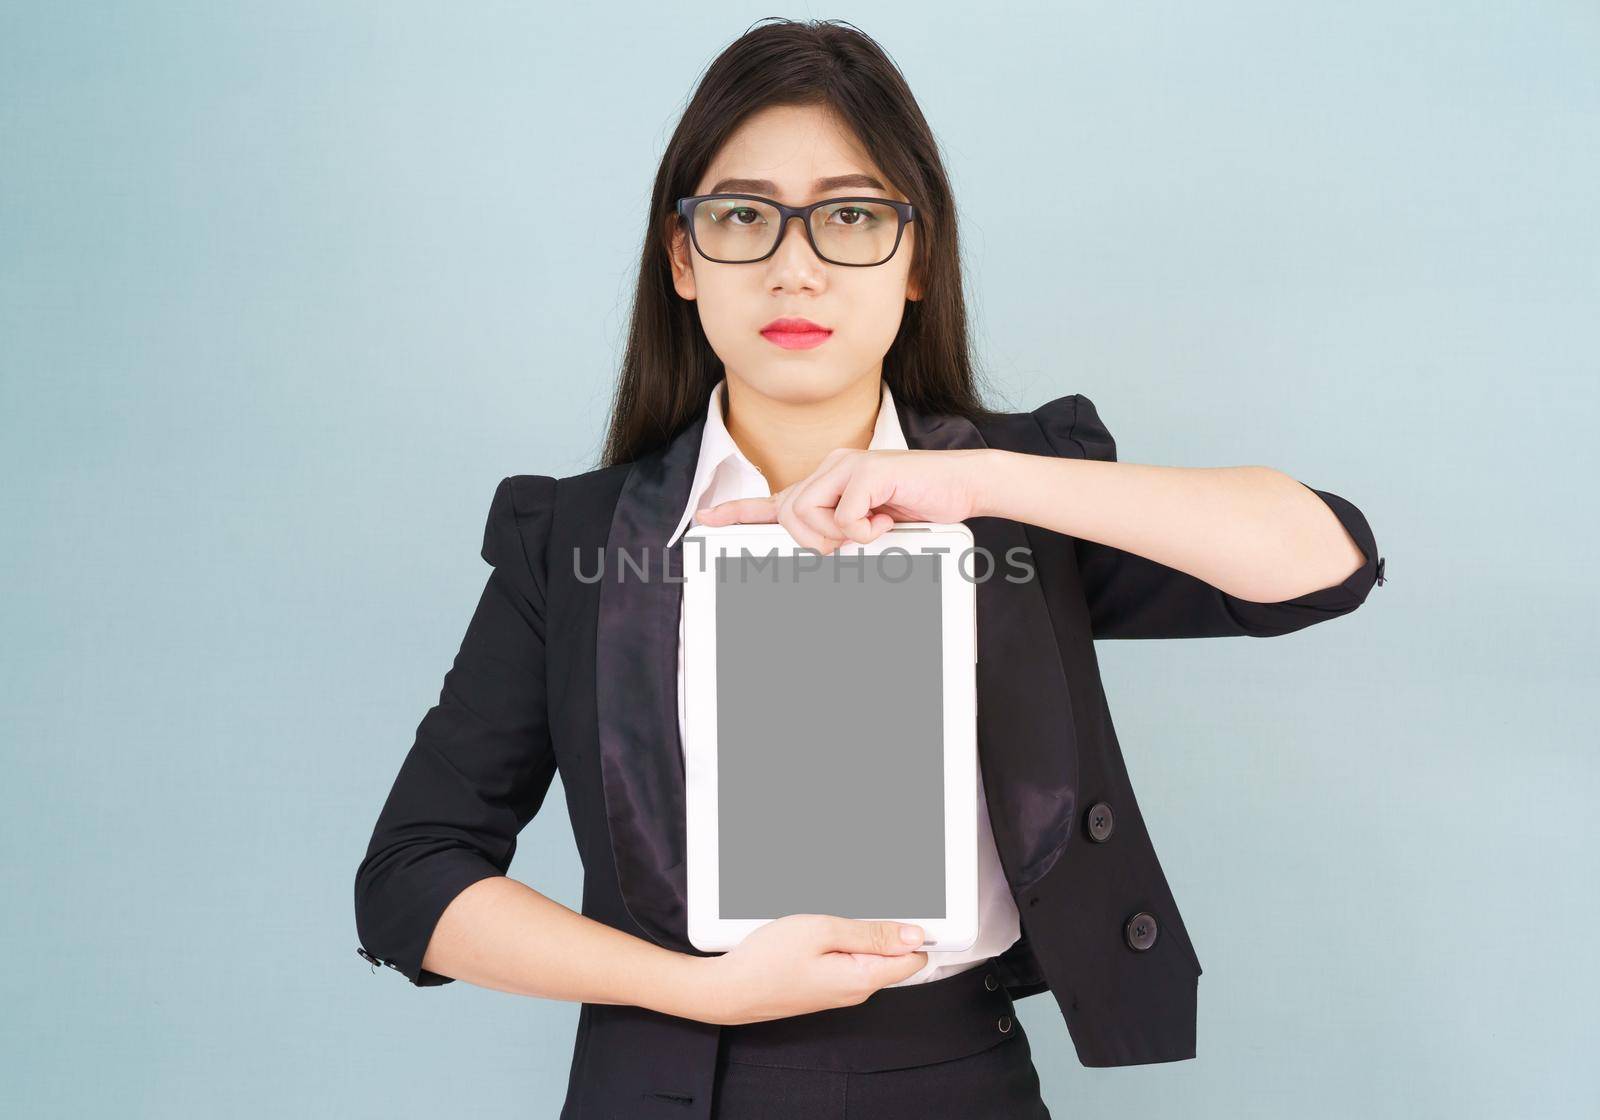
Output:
[354, 392, 1383, 1119]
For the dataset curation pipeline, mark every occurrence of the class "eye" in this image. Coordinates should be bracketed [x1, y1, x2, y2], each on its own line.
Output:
[821, 203, 886, 230]
[711, 207, 762, 226]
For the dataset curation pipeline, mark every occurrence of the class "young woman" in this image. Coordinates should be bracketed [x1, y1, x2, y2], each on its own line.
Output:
[354, 19, 1383, 1120]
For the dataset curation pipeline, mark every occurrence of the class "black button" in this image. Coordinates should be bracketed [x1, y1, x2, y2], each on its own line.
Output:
[1086, 801, 1115, 842]
[997, 1015, 1013, 1034]
[984, 973, 999, 991]
[1376, 556, 1386, 585]
[1125, 912, 1159, 951]
[357, 947, 380, 967]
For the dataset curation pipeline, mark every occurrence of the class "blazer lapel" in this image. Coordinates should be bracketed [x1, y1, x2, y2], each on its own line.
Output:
[594, 395, 1080, 954]
[594, 408, 705, 952]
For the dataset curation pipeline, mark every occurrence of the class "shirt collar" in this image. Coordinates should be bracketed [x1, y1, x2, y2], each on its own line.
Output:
[665, 377, 908, 549]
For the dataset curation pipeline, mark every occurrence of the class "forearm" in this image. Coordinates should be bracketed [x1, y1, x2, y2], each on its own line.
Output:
[976, 450, 1367, 603]
[421, 875, 716, 1019]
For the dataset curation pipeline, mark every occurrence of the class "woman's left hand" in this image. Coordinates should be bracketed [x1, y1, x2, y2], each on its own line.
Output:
[693, 447, 997, 554]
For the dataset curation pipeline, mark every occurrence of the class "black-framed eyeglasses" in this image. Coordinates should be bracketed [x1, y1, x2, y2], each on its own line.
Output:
[676, 194, 917, 267]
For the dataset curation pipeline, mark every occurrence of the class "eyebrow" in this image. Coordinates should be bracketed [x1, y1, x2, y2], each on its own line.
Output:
[706, 173, 889, 196]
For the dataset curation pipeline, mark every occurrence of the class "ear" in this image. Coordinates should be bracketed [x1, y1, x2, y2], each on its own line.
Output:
[905, 232, 923, 301]
[668, 218, 697, 301]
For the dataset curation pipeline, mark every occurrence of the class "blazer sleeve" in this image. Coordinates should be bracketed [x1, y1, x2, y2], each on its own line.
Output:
[1031, 393, 1385, 640]
[353, 474, 559, 985]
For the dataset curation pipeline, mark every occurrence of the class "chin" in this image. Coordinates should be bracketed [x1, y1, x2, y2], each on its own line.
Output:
[734, 369, 851, 402]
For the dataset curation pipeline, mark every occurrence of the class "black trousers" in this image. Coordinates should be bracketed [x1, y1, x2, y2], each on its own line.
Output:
[710, 963, 1053, 1119]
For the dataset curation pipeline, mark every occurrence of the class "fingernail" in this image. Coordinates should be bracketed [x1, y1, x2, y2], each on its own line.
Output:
[900, 925, 924, 945]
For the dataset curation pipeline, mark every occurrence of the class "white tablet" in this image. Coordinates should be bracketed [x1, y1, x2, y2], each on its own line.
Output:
[680, 522, 979, 954]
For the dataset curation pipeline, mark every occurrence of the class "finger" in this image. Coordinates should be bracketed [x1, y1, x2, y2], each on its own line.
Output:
[790, 458, 861, 547]
[781, 508, 844, 556]
[792, 500, 851, 551]
[698, 496, 779, 525]
[821, 917, 925, 955]
[861, 950, 929, 987]
[833, 472, 894, 543]
[774, 487, 844, 555]
[829, 508, 893, 548]
[831, 467, 876, 531]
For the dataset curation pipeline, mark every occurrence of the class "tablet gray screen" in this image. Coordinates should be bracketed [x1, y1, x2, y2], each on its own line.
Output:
[714, 550, 946, 919]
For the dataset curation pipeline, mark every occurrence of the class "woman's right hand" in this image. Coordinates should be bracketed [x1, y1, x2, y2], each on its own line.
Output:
[694, 913, 930, 1026]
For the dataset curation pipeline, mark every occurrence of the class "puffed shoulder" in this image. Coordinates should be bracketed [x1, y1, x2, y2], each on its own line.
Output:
[481, 474, 558, 607]
[1030, 393, 1117, 462]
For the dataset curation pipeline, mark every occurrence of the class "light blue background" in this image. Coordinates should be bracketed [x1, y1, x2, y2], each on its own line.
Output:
[3, 3, 1595, 1117]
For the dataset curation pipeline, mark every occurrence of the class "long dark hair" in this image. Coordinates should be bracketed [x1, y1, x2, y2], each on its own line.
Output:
[600, 18, 1004, 468]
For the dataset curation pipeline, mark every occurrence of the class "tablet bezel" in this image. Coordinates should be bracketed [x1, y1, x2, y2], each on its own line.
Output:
[680, 522, 979, 954]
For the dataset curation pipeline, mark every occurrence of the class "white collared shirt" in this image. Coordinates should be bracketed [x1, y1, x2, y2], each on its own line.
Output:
[670, 377, 1021, 987]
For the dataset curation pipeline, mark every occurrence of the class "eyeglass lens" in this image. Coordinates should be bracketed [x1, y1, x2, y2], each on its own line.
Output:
[689, 197, 904, 265]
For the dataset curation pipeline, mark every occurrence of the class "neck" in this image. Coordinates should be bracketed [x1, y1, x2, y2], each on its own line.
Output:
[722, 374, 885, 493]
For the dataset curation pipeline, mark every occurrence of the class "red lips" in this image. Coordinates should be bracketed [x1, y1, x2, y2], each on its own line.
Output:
[759, 317, 833, 350]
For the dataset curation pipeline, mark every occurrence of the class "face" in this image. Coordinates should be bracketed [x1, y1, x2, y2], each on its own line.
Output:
[668, 102, 921, 407]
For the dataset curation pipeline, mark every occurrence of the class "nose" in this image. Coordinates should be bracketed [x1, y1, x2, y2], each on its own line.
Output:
[768, 213, 826, 288]
[775, 212, 821, 259]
